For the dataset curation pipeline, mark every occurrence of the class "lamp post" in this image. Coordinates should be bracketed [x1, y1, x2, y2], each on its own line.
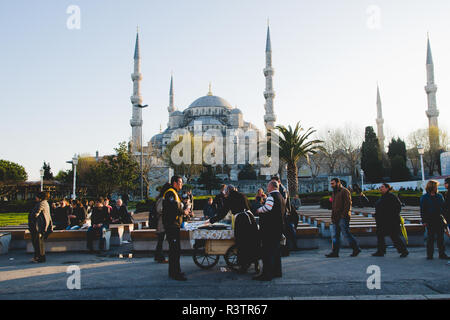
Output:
[360, 169, 364, 191]
[72, 154, 78, 199]
[40, 168, 44, 192]
[137, 104, 148, 200]
[418, 145, 425, 194]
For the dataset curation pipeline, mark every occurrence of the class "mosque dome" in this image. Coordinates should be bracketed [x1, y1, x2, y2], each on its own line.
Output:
[187, 95, 232, 110]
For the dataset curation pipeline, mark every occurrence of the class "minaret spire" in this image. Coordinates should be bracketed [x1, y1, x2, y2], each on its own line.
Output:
[130, 28, 143, 153]
[263, 23, 276, 131]
[168, 74, 175, 113]
[376, 84, 385, 152]
[425, 34, 440, 148]
[207, 82, 213, 96]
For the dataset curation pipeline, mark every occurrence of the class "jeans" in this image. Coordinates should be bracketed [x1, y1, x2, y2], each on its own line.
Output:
[331, 218, 360, 253]
[87, 225, 107, 251]
[66, 225, 81, 230]
[166, 227, 182, 276]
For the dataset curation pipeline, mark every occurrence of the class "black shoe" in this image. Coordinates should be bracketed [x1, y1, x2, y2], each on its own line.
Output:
[439, 254, 450, 260]
[372, 251, 385, 257]
[350, 248, 361, 257]
[427, 256, 433, 260]
[37, 256, 46, 263]
[170, 274, 187, 281]
[400, 251, 409, 258]
[252, 274, 272, 281]
[325, 252, 339, 258]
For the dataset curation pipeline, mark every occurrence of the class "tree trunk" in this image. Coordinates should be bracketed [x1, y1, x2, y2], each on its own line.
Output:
[287, 161, 298, 198]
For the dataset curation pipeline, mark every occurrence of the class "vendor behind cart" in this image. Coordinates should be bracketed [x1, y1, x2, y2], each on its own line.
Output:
[204, 185, 260, 274]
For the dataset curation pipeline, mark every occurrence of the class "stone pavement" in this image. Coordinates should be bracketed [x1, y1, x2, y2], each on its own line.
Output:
[1, 239, 449, 300]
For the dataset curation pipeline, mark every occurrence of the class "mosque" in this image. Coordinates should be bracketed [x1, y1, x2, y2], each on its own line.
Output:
[129, 25, 277, 179]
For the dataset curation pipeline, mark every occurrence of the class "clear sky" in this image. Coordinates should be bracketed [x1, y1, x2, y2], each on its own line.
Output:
[1, 0, 449, 180]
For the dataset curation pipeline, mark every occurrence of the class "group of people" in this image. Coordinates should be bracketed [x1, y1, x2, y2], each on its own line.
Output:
[28, 194, 134, 262]
[326, 177, 450, 260]
[155, 174, 298, 281]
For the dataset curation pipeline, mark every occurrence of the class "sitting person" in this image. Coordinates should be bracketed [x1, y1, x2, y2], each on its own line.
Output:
[117, 199, 134, 224]
[67, 200, 87, 230]
[86, 199, 111, 252]
[203, 197, 216, 220]
[181, 194, 194, 228]
[53, 199, 71, 230]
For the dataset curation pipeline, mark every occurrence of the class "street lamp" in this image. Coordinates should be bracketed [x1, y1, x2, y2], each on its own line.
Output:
[360, 169, 364, 191]
[40, 168, 44, 192]
[418, 145, 425, 194]
[137, 104, 148, 200]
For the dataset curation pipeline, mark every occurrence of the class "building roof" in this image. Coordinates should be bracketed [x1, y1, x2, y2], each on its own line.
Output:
[187, 95, 233, 109]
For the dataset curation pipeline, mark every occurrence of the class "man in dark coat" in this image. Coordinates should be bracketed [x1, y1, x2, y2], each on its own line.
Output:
[53, 199, 71, 230]
[87, 200, 111, 252]
[163, 175, 187, 281]
[116, 199, 133, 224]
[253, 180, 285, 281]
[206, 185, 260, 274]
[28, 192, 52, 263]
[372, 183, 408, 257]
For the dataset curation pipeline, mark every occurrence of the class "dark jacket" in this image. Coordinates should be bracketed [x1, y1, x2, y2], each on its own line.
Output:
[71, 206, 87, 227]
[257, 190, 285, 240]
[118, 205, 133, 224]
[331, 186, 352, 224]
[420, 193, 445, 225]
[91, 206, 111, 227]
[162, 188, 184, 229]
[54, 205, 71, 229]
[209, 190, 250, 224]
[374, 192, 402, 233]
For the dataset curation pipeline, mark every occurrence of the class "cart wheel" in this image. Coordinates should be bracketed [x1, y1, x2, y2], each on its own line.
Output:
[224, 245, 239, 271]
[193, 247, 220, 269]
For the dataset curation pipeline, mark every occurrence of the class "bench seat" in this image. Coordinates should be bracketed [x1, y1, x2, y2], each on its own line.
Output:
[24, 229, 111, 252]
[0, 233, 12, 255]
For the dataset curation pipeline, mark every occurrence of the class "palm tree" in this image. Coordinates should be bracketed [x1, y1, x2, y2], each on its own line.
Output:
[275, 122, 323, 197]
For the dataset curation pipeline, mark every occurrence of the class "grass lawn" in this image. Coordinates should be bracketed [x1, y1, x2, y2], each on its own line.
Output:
[0, 212, 29, 227]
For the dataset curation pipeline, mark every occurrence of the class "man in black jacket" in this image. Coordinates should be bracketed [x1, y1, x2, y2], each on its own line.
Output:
[206, 185, 259, 274]
[254, 180, 285, 281]
[163, 175, 187, 281]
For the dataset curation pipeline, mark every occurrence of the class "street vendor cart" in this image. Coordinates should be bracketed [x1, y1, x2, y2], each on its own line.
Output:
[189, 225, 239, 270]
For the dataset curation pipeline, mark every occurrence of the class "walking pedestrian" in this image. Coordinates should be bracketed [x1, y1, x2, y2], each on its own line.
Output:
[372, 183, 409, 257]
[325, 178, 361, 258]
[420, 180, 449, 260]
[253, 180, 285, 281]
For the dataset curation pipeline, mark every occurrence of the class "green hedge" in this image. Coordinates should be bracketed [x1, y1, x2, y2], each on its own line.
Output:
[0, 200, 36, 213]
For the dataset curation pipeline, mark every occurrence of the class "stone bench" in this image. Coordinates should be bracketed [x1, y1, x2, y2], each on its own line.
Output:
[133, 220, 149, 230]
[131, 229, 191, 252]
[295, 226, 319, 249]
[109, 224, 125, 246]
[0, 228, 27, 249]
[24, 229, 111, 253]
[0, 233, 12, 255]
